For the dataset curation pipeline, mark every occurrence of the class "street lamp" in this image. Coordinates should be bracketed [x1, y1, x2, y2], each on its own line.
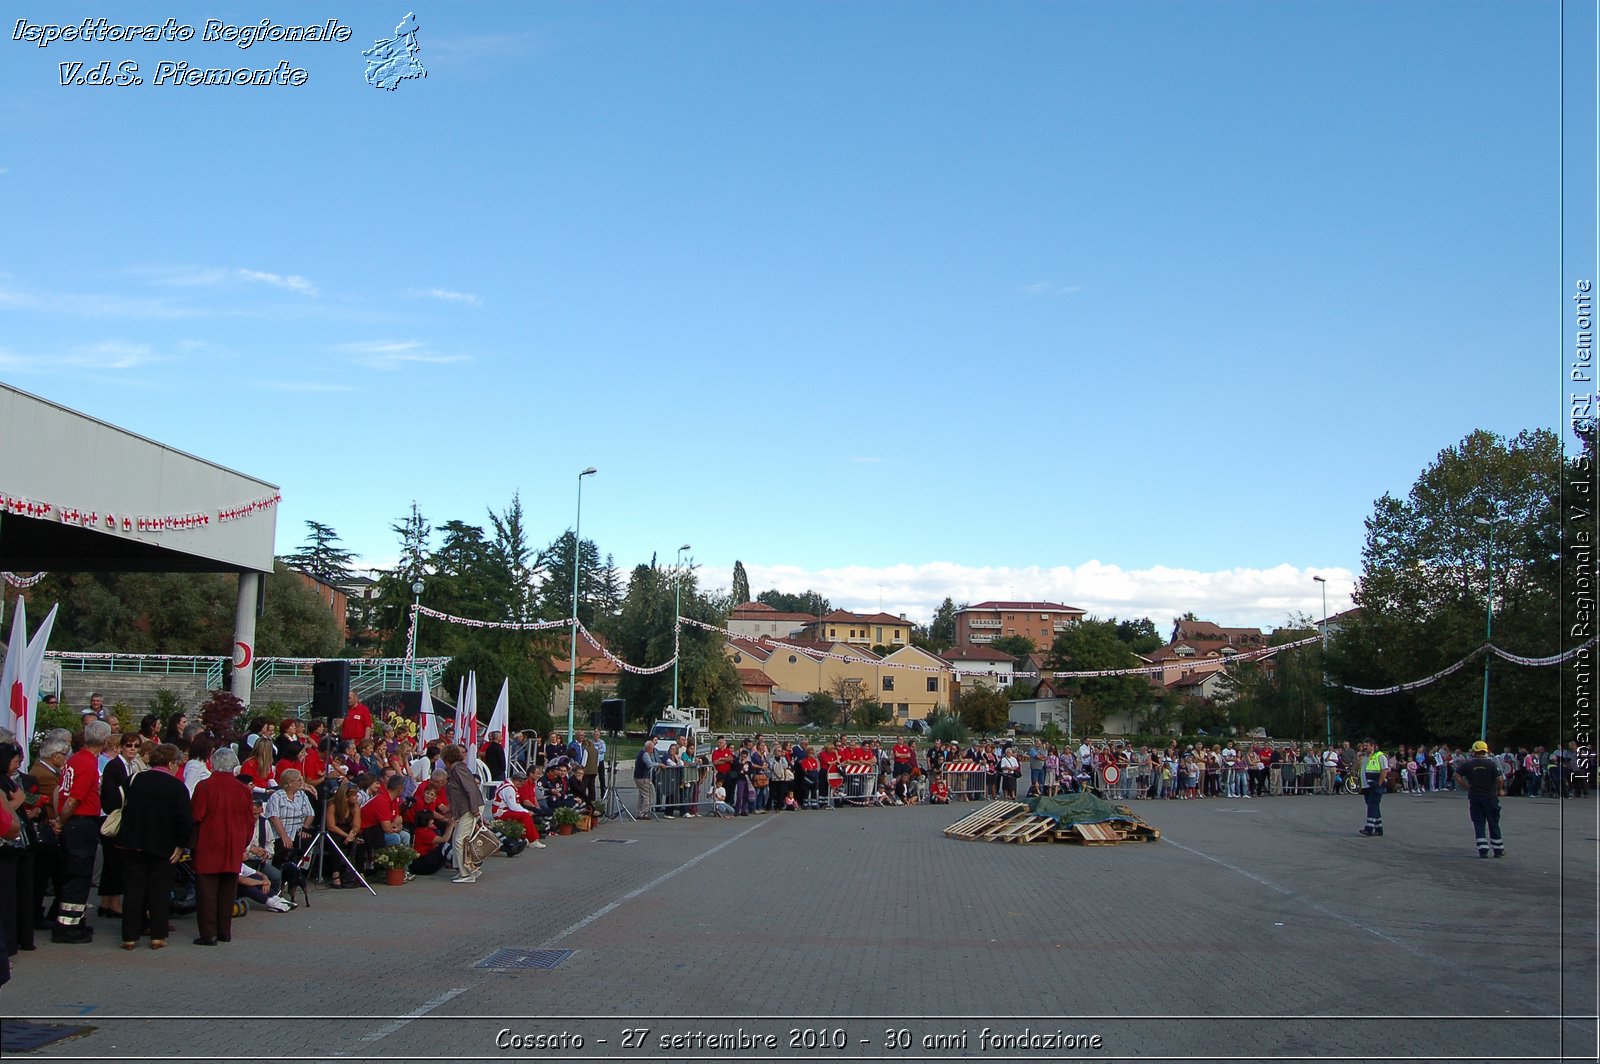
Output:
[673, 544, 691, 711]
[1313, 575, 1329, 745]
[566, 467, 598, 742]
[407, 578, 425, 689]
[1473, 515, 1497, 743]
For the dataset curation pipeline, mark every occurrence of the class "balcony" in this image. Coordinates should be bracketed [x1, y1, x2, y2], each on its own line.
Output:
[967, 619, 1002, 629]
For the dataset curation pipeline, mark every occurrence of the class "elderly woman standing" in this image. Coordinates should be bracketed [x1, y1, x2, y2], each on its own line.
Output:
[443, 745, 485, 885]
[190, 747, 253, 946]
[114, 744, 192, 950]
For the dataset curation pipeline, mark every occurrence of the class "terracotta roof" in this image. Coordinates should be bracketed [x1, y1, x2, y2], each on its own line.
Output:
[727, 638, 772, 661]
[734, 601, 774, 612]
[1175, 620, 1264, 644]
[959, 601, 1084, 613]
[550, 630, 621, 675]
[940, 644, 1017, 663]
[732, 609, 821, 622]
[736, 668, 775, 689]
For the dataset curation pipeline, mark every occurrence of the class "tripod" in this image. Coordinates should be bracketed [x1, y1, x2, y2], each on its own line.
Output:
[295, 825, 376, 901]
[604, 756, 637, 822]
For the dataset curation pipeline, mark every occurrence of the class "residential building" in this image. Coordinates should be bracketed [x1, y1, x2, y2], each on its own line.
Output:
[727, 601, 818, 641]
[289, 569, 350, 639]
[548, 629, 621, 713]
[725, 636, 953, 722]
[954, 601, 1085, 651]
[795, 610, 912, 649]
[1169, 619, 1266, 648]
[938, 644, 1017, 689]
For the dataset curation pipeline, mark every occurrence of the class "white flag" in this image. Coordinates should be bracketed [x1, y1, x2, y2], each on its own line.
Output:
[459, 671, 479, 772]
[486, 678, 510, 778]
[418, 685, 439, 746]
[1, 600, 57, 769]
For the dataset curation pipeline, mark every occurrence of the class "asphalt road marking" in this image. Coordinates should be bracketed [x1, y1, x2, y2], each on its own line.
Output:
[542, 816, 770, 948]
[347, 984, 470, 1050]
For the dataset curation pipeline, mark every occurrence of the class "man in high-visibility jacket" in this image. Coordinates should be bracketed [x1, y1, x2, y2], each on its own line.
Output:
[1358, 739, 1388, 837]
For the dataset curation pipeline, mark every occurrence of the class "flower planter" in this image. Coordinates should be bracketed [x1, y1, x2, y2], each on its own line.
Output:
[384, 867, 406, 886]
[557, 824, 575, 836]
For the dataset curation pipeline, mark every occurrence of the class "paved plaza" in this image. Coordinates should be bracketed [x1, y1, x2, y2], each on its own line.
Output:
[1, 787, 1595, 1062]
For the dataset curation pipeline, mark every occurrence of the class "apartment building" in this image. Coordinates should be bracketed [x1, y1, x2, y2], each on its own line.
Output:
[954, 600, 1085, 651]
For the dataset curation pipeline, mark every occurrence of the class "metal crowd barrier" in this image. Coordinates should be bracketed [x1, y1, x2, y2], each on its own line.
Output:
[941, 761, 988, 802]
[652, 765, 684, 816]
[838, 764, 876, 805]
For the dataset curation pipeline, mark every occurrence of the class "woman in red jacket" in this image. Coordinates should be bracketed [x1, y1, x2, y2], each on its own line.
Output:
[189, 748, 254, 946]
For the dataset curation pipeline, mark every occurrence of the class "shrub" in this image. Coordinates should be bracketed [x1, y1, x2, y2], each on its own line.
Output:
[372, 844, 419, 870]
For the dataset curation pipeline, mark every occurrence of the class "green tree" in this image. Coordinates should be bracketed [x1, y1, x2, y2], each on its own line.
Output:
[732, 561, 751, 605]
[610, 559, 742, 728]
[1044, 618, 1148, 736]
[929, 597, 959, 645]
[801, 691, 840, 727]
[255, 561, 344, 657]
[1329, 428, 1563, 746]
[539, 531, 611, 628]
[954, 684, 1009, 733]
[283, 520, 355, 584]
[488, 492, 540, 623]
[990, 634, 1036, 659]
[756, 589, 829, 617]
[372, 502, 432, 655]
[1115, 617, 1163, 655]
[854, 699, 891, 728]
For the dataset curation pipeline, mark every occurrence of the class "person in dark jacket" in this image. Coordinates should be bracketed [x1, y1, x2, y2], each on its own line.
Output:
[114, 744, 194, 949]
[98, 732, 145, 921]
[0, 741, 36, 956]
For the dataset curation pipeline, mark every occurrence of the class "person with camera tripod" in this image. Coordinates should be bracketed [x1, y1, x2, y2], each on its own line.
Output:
[443, 745, 486, 884]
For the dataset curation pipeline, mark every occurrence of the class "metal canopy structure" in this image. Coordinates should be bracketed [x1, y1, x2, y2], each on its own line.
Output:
[0, 382, 280, 701]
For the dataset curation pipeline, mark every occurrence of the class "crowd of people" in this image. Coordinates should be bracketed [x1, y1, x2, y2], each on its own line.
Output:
[1, 690, 1592, 991]
[0, 691, 591, 989]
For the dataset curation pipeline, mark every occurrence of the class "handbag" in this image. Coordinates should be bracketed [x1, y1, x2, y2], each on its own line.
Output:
[100, 784, 127, 838]
[751, 772, 770, 788]
[462, 814, 501, 864]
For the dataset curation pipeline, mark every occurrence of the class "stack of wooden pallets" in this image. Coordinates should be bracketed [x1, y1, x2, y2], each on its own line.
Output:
[942, 800, 1162, 846]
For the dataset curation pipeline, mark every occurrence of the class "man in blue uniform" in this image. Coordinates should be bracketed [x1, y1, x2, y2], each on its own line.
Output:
[1453, 740, 1505, 858]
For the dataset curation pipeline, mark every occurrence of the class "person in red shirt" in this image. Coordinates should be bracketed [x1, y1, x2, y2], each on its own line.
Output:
[52, 720, 110, 942]
[892, 740, 915, 778]
[360, 775, 410, 849]
[190, 747, 254, 945]
[340, 691, 372, 743]
[709, 738, 735, 798]
[406, 780, 451, 855]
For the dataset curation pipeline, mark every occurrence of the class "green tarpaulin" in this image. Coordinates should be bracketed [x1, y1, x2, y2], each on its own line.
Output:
[1027, 793, 1146, 827]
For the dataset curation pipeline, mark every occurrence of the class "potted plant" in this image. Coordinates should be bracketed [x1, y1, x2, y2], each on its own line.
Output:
[494, 818, 527, 841]
[552, 806, 582, 836]
[372, 844, 419, 886]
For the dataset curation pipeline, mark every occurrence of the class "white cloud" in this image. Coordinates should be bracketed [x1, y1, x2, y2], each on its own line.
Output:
[236, 269, 318, 297]
[409, 287, 483, 306]
[1021, 281, 1083, 296]
[0, 340, 163, 372]
[734, 560, 1356, 632]
[335, 339, 470, 370]
[0, 282, 199, 319]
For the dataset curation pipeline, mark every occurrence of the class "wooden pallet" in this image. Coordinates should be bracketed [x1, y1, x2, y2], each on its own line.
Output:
[943, 801, 1027, 839]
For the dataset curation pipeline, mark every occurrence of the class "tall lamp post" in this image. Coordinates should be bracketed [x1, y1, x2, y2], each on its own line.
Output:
[407, 578, 425, 689]
[672, 544, 691, 710]
[566, 467, 598, 741]
[1313, 575, 1330, 745]
[1473, 514, 1496, 743]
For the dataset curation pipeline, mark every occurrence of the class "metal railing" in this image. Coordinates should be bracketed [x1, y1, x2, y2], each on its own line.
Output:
[47, 652, 448, 715]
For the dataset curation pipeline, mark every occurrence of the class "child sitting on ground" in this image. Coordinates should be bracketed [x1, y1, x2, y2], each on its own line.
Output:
[712, 785, 736, 818]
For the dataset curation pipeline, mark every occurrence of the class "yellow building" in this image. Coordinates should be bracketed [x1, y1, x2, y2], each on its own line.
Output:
[725, 637, 951, 722]
[796, 610, 912, 648]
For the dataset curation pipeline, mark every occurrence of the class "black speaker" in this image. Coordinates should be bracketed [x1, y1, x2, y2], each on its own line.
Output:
[601, 698, 626, 733]
[312, 660, 351, 721]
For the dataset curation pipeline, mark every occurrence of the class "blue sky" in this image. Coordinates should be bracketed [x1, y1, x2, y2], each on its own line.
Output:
[0, 2, 1575, 630]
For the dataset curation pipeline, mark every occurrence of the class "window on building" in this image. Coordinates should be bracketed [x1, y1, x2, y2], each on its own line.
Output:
[788, 655, 798, 664]
[875, 626, 883, 642]
[927, 676, 939, 693]
[898, 704, 909, 717]
[732, 653, 742, 664]
[882, 676, 895, 691]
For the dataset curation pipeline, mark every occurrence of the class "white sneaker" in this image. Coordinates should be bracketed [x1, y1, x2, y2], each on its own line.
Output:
[530, 840, 547, 849]
[451, 873, 478, 884]
[264, 895, 292, 912]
